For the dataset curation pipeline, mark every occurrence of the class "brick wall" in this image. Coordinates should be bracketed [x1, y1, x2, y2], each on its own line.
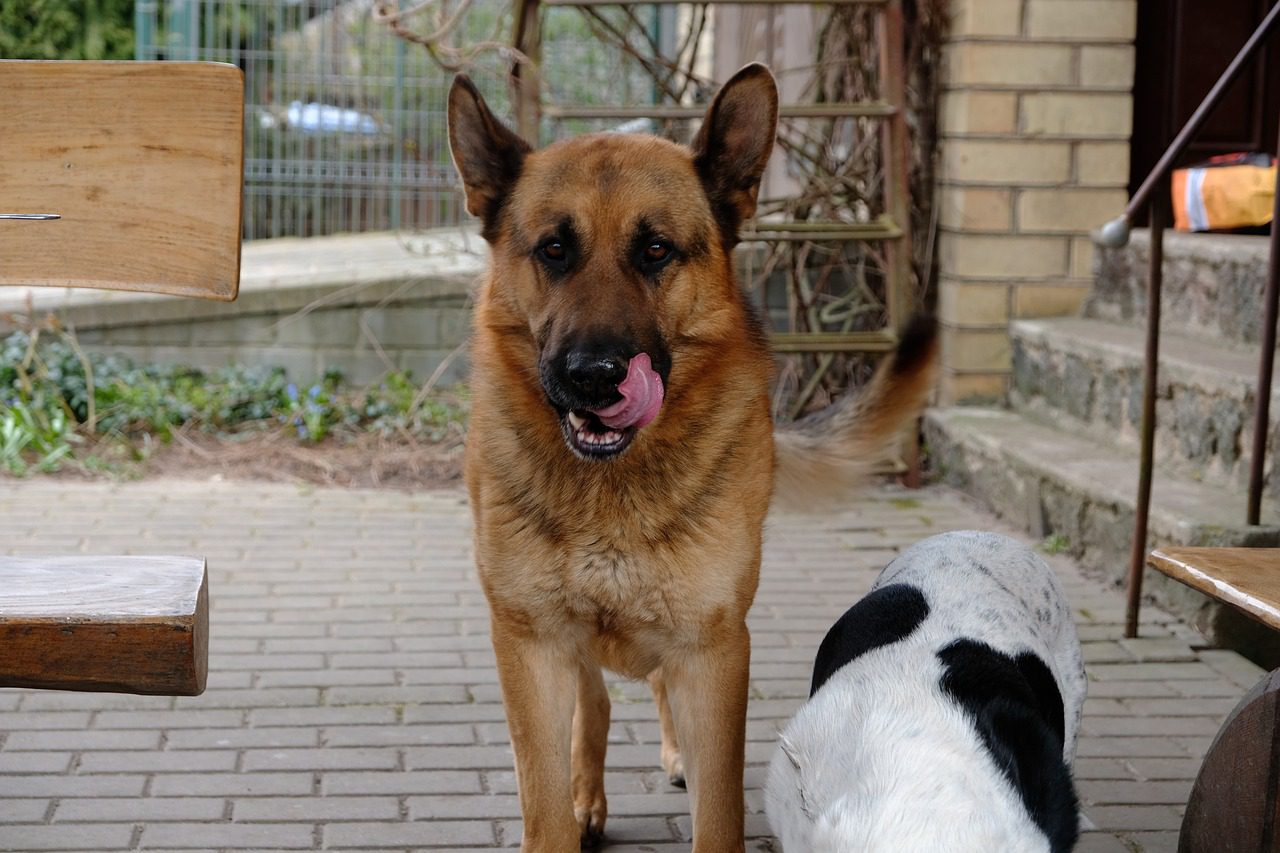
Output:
[936, 0, 1137, 402]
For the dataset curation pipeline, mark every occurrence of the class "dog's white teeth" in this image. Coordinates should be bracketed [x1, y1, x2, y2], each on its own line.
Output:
[568, 412, 587, 430]
[577, 429, 622, 447]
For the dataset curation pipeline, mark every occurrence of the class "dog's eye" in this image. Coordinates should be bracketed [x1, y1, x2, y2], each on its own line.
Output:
[639, 239, 675, 272]
[536, 239, 570, 271]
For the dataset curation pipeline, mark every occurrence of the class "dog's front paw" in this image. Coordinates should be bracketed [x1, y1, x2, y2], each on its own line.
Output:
[661, 745, 686, 788]
[574, 792, 607, 848]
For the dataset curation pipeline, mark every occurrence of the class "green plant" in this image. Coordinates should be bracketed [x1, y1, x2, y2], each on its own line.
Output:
[281, 379, 342, 443]
[0, 398, 74, 476]
[1041, 533, 1071, 556]
[360, 372, 469, 439]
[0, 0, 134, 61]
[0, 326, 469, 475]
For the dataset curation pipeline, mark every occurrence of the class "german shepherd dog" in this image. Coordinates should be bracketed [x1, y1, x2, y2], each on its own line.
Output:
[447, 63, 937, 852]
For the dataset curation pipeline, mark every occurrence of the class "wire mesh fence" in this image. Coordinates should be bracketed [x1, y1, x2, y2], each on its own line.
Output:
[134, 0, 661, 241]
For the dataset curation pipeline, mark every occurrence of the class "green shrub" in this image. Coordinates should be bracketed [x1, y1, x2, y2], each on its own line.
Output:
[0, 329, 468, 475]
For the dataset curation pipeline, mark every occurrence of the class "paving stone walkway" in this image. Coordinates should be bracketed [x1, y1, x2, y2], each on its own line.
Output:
[0, 477, 1267, 852]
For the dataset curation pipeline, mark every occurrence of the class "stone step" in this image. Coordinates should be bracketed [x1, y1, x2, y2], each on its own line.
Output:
[1088, 229, 1272, 347]
[1011, 315, 1280, 492]
[924, 406, 1280, 659]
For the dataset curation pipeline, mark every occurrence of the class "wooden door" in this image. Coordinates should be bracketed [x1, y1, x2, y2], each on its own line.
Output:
[1130, 0, 1280, 201]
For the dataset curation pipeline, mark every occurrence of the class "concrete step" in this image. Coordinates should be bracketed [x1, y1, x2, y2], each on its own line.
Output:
[1011, 315, 1280, 492]
[1088, 229, 1272, 347]
[924, 406, 1280, 658]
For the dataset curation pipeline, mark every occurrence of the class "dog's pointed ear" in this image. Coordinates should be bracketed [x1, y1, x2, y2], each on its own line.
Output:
[691, 63, 779, 240]
[447, 75, 532, 232]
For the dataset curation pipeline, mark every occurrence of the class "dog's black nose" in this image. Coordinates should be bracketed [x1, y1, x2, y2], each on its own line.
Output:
[565, 350, 629, 398]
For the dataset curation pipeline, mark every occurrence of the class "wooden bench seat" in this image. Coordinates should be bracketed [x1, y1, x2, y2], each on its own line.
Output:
[0, 557, 208, 696]
[1147, 546, 1280, 631]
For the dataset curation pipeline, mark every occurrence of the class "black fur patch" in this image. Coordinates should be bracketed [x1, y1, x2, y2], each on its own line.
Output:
[938, 640, 1079, 853]
[809, 584, 929, 697]
[890, 314, 938, 379]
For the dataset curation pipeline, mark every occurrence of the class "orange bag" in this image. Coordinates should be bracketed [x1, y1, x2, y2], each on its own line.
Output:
[1172, 152, 1276, 232]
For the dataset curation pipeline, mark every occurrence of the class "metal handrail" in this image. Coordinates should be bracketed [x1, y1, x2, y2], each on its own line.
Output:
[1095, 2, 1280, 638]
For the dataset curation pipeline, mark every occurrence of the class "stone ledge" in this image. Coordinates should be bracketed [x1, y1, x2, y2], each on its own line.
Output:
[0, 228, 486, 385]
[1011, 316, 1280, 494]
[0, 228, 485, 332]
[1088, 230, 1273, 347]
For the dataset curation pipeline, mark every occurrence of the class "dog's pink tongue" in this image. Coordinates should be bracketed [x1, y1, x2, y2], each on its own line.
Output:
[590, 353, 664, 430]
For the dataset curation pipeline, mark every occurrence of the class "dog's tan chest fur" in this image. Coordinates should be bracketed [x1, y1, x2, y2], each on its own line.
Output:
[473, 454, 766, 666]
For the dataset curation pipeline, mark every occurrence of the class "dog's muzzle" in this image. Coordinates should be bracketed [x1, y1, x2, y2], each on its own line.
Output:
[542, 349, 666, 460]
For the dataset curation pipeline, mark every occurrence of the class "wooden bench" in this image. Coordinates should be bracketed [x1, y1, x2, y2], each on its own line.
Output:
[1, 60, 244, 696]
[1149, 548, 1280, 633]
[0, 557, 208, 695]
[1146, 547, 1280, 852]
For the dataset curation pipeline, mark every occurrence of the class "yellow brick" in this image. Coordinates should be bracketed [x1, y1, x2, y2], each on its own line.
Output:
[1071, 237, 1097, 278]
[1026, 0, 1137, 40]
[941, 91, 1019, 135]
[1076, 142, 1131, 186]
[1017, 187, 1128, 232]
[939, 187, 1014, 231]
[938, 370, 1010, 405]
[941, 327, 1013, 373]
[943, 140, 1072, 185]
[1022, 93, 1133, 138]
[940, 281, 1011, 326]
[1013, 283, 1090, 318]
[1080, 45, 1136, 89]
[941, 234, 1070, 279]
[946, 42, 1075, 87]
[951, 0, 1023, 37]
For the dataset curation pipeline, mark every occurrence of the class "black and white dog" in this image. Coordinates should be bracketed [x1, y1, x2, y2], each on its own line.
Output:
[765, 531, 1087, 853]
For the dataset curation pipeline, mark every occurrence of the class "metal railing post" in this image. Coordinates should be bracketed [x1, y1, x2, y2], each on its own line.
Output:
[1248, 130, 1280, 525]
[1125, 193, 1166, 639]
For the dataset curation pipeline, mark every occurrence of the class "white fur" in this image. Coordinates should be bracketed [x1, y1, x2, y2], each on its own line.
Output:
[765, 531, 1086, 852]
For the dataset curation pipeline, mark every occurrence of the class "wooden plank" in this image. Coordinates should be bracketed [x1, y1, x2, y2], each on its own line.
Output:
[1178, 668, 1280, 852]
[741, 217, 903, 242]
[1148, 547, 1280, 632]
[770, 329, 898, 353]
[0, 556, 208, 696]
[0, 61, 244, 301]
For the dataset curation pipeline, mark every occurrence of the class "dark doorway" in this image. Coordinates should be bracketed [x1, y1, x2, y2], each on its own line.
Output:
[1129, 0, 1280, 205]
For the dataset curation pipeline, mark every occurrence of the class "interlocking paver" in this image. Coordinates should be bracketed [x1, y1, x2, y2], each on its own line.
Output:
[139, 822, 316, 848]
[1, 824, 135, 850]
[52, 798, 228, 823]
[0, 477, 1266, 850]
[147, 773, 315, 797]
[0, 802, 51, 822]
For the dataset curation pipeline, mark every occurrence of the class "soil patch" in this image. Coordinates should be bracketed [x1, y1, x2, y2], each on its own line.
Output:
[7, 428, 466, 491]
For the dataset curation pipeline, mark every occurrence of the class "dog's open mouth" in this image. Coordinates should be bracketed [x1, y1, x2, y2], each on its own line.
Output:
[563, 410, 635, 458]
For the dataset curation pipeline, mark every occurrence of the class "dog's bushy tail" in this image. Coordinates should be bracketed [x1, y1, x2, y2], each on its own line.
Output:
[772, 315, 939, 511]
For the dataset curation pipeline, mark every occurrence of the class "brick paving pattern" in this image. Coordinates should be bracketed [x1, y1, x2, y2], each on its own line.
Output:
[0, 477, 1266, 851]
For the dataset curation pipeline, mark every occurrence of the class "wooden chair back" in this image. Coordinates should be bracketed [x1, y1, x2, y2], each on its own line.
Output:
[1, 60, 244, 301]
